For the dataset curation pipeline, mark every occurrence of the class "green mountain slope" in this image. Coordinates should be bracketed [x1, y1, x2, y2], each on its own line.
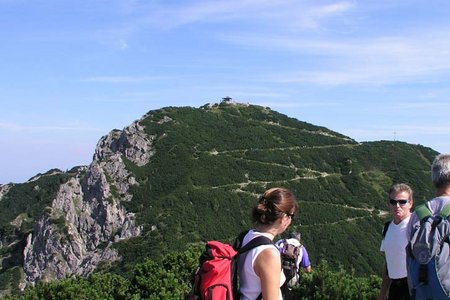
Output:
[0, 101, 438, 295]
[111, 102, 437, 275]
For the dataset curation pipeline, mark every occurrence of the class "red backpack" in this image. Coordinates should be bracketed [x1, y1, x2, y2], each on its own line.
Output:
[186, 232, 272, 300]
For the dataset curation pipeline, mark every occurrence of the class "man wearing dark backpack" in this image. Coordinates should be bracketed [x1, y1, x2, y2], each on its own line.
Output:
[379, 183, 414, 300]
[275, 232, 312, 283]
[407, 154, 450, 300]
[276, 232, 312, 299]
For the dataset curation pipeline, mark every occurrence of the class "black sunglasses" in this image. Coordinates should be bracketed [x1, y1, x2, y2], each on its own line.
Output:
[389, 199, 409, 206]
[284, 212, 295, 219]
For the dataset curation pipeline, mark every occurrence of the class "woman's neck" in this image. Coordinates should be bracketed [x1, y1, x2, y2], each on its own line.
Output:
[254, 225, 278, 240]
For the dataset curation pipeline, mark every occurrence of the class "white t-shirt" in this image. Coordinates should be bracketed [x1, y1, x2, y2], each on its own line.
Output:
[380, 216, 410, 279]
[238, 230, 285, 300]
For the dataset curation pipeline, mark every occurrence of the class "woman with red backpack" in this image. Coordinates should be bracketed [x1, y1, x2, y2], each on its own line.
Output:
[237, 187, 298, 300]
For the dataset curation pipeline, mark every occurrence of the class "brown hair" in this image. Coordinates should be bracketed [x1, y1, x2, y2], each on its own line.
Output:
[252, 187, 298, 225]
[388, 183, 413, 201]
[388, 183, 414, 211]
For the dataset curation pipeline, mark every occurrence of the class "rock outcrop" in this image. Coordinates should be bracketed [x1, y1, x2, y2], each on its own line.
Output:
[94, 120, 156, 166]
[0, 184, 12, 248]
[22, 119, 153, 284]
[0, 184, 11, 202]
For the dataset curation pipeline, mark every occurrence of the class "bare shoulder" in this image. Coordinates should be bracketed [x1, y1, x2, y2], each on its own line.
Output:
[258, 246, 280, 260]
[254, 246, 281, 271]
[254, 246, 281, 283]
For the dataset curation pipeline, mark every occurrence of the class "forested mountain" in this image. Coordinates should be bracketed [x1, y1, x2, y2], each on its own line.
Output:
[0, 99, 438, 297]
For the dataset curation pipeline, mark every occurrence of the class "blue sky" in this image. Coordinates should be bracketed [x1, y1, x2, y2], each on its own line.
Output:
[1, 0, 450, 184]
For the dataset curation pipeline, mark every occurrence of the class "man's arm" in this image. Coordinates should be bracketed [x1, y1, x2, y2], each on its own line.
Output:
[379, 260, 390, 300]
[300, 247, 312, 272]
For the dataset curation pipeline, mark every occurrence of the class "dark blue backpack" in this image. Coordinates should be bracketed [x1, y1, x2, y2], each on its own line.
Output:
[409, 203, 450, 299]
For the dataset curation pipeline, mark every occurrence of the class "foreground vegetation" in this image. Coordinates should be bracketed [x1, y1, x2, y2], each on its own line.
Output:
[5, 245, 381, 300]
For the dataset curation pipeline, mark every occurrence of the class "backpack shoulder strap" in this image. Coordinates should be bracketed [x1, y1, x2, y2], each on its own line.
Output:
[232, 233, 272, 300]
[382, 221, 391, 238]
[233, 230, 250, 251]
[237, 235, 273, 254]
[415, 204, 432, 220]
[439, 203, 450, 218]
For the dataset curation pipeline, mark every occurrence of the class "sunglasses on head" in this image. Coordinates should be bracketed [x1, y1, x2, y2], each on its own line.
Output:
[389, 199, 409, 206]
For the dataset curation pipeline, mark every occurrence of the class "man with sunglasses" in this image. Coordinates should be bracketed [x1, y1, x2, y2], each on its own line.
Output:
[379, 183, 414, 300]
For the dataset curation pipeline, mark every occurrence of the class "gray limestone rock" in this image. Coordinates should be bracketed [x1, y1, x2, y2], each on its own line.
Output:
[22, 120, 148, 285]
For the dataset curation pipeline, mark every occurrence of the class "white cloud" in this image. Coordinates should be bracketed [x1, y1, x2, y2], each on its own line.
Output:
[395, 125, 450, 135]
[81, 76, 171, 83]
[0, 122, 103, 133]
[393, 102, 450, 110]
[141, 0, 355, 30]
[300, 1, 354, 29]
[258, 101, 339, 109]
[245, 32, 450, 86]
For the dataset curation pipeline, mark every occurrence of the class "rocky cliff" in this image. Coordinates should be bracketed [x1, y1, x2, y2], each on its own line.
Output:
[21, 119, 155, 285]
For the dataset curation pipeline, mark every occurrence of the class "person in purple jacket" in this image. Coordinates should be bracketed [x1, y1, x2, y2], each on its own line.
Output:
[275, 231, 312, 289]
